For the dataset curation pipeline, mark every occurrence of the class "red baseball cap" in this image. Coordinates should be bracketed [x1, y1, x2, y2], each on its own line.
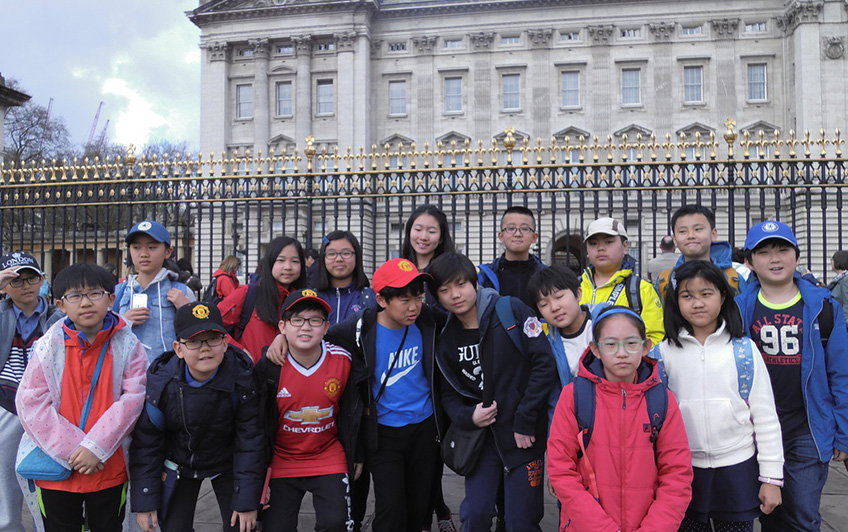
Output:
[372, 258, 431, 294]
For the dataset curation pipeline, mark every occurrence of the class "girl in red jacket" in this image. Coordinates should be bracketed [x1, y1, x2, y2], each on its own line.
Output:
[548, 305, 693, 532]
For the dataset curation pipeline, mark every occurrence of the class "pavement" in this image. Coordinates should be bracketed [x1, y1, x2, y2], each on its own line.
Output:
[22, 461, 848, 530]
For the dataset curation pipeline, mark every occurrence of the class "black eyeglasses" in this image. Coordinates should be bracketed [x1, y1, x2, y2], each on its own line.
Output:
[501, 225, 536, 235]
[179, 336, 226, 350]
[325, 250, 355, 260]
[287, 316, 327, 327]
[60, 290, 109, 304]
[9, 276, 43, 288]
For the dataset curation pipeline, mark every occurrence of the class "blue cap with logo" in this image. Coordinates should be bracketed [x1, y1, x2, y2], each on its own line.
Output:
[125, 220, 171, 246]
[744, 220, 798, 251]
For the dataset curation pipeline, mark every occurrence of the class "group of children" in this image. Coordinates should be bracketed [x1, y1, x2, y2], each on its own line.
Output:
[1, 204, 846, 532]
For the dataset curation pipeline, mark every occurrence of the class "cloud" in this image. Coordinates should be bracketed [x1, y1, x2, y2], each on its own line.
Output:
[102, 78, 168, 146]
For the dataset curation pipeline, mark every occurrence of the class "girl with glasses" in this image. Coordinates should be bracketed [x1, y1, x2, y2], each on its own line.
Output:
[315, 231, 375, 324]
[548, 305, 693, 531]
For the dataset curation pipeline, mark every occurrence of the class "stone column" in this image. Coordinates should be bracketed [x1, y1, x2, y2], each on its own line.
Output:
[649, 22, 674, 134]
[587, 25, 614, 134]
[336, 31, 357, 150]
[412, 36, 437, 144]
[201, 41, 230, 158]
[250, 38, 271, 159]
[527, 29, 554, 139]
[777, 2, 824, 132]
[293, 35, 312, 161]
[710, 19, 740, 124]
[470, 32, 494, 139]
[352, 31, 371, 151]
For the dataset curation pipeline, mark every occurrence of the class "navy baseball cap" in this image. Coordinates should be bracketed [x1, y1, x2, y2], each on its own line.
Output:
[0, 252, 44, 275]
[175, 302, 228, 340]
[126, 220, 171, 246]
[744, 221, 798, 251]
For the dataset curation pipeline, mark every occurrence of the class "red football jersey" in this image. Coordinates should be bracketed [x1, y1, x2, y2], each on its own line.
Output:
[270, 341, 351, 478]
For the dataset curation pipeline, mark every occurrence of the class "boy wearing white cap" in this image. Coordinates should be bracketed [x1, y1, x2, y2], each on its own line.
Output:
[579, 217, 664, 344]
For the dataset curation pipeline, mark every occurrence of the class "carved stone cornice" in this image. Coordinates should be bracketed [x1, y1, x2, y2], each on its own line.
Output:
[205, 41, 230, 62]
[776, 0, 823, 33]
[292, 35, 312, 56]
[469, 32, 495, 50]
[249, 38, 270, 59]
[649, 22, 675, 41]
[370, 39, 384, 57]
[824, 36, 845, 60]
[587, 25, 614, 44]
[335, 31, 357, 52]
[412, 35, 438, 54]
[526, 28, 554, 48]
[709, 18, 739, 39]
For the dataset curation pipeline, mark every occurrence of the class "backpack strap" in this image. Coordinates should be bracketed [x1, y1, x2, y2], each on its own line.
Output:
[644, 378, 669, 461]
[495, 296, 523, 355]
[572, 376, 596, 459]
[145, 401, 166, 431]
[819, 299, 834, 350]
[626, 274, 643, 314]
[733, 337, 755, 404]
[723, 267, 741, 296]
[235, 283, 260, 341]
[478, 264, 500, 292]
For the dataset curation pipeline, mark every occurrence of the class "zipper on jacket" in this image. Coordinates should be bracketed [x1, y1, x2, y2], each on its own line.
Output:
[804, 305, 822, 459]
[619, 386, 627, 529]
[179, 386, 196, 471]
[335, 288, 342, 324]
[621, 388, 626, 410]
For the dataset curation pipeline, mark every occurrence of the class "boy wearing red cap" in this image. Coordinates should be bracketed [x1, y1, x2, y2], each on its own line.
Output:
[130, 301, 264, 532]
[255, 289, 365, 531]
[266, 258, 442, 532]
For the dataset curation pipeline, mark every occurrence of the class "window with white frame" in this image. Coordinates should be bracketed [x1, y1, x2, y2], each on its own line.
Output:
[621, 28, 641, 38]
[747, 64, 767, 101]
[682, 25, 703, 35]
[621, 68, 641, 105]
[389, 80, 407, 115]
[501, 36, 520, 45]
[444, 39, 463, 49]
[502, 74, 520, 111]
[444, 77, 463, 113]
[561, 31, 580, 41]
[316, 79, 334, 114]
[745, 22, 766, 33]
[561, 71, 580, 108]
[236, 84, 253, 119]
[275, 82, 293, 116]
[683, 65, 703, 103]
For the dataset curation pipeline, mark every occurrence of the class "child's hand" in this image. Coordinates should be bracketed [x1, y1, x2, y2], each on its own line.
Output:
[123, 307, 150, 325]
[136, 510, 159, 532]
[472, 401, 497, 427]
[0, 268, 20, 291]
[167, 288, 190, 308]
[231, 509, 257, 532]
[266, 334, 288, 365]
[833, 448, 848, 462]
[69, 446, 103, 474]
[759, 482, 782, 514]
[514, 432, 536, 449]
[354, 462, 364, 480]
[546, 475, 556, 498]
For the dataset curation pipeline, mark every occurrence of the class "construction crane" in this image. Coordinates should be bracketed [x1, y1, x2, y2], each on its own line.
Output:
[86, 101, 104, 147]
[96, 119, 110, 149]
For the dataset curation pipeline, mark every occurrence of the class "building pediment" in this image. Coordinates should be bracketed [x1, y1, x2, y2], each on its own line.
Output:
[676, 122, 715, 137]
[189, 0, 378, 26]
[613, 123, 652, 138]
[493, 128, 530, 141]
[436, 131, 471, 145]
[740, 120, 780, 136]
[268, 134, 296, 147]
[378, 133, 415, 147]
[553, 126, 591, 141]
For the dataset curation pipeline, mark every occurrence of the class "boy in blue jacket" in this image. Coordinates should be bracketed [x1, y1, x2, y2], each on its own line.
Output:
[737, 221, 848, 532]
[429, 252, 555, 532]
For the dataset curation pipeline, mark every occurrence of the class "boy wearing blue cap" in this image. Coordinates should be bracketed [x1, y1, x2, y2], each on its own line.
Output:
[115, 220, 195, 363]
[737, 221, 848, 532]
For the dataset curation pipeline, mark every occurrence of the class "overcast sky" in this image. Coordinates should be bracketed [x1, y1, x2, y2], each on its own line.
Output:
[2, 0, 202, 150]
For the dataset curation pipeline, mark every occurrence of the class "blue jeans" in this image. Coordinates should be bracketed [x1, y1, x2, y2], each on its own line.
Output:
[760, 432, 829, 532]
[460, 436, 544, 532]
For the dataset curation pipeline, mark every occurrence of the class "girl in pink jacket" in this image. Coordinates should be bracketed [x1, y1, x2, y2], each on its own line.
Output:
[548, 305, 693, 531]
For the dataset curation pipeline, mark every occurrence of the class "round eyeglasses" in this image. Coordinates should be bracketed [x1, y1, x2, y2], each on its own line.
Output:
[180, 336, 226, 350]
[60, 290, 109, 304]
[596, 338, 646, 356]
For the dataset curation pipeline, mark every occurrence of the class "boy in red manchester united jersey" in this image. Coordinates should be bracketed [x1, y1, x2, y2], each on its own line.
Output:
[256, 289, 366, 531]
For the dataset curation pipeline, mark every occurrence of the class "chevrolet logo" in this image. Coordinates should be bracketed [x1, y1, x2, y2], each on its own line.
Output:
[284, 406, 333, 424]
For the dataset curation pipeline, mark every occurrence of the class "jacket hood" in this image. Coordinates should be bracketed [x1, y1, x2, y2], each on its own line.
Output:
[475, 287, 499, 322]
[127, 267, 180, 289]
[213, 268, 238, 280]
[62, 310, 126, 347]
[583, 265, 635, 288]
[577, 346, 663, 392]
[672, 240, 734, 269]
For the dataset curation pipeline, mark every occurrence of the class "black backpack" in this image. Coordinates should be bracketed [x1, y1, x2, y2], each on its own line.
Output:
[201, 275, 221, 305]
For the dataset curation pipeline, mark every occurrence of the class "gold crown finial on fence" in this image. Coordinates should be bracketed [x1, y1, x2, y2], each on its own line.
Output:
[723, 118, 737, 158]
[304, 135, 315, 172]
[503, 126, 516, 164]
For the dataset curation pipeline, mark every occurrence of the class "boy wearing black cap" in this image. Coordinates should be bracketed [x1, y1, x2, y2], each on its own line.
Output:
[115, 220, 195, 363]
[130, 301, 264, 532]
[0, 252, 63, 531]
[256, 289, 365, 530]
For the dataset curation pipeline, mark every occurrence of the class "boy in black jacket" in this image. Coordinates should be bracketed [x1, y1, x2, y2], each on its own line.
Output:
[130, 302, 264, 532]
[429, 252, 556, 532]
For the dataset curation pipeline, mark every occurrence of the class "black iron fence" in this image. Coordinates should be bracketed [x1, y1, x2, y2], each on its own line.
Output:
[1, 122, 847, 288]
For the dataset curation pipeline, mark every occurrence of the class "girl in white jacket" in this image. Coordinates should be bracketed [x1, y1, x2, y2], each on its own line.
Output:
[655, 260, 783, 532]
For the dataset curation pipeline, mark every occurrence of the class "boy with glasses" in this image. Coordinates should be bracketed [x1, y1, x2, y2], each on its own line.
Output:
[16, 263, 148, 532]
[256, 289, 365, 530]
[478, 206, 545, 307]
[0, 252, 63, 532]
[130, 301, 264, 532]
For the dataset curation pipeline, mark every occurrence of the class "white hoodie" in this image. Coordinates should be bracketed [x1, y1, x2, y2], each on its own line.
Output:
[655, 321, 784, 478]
